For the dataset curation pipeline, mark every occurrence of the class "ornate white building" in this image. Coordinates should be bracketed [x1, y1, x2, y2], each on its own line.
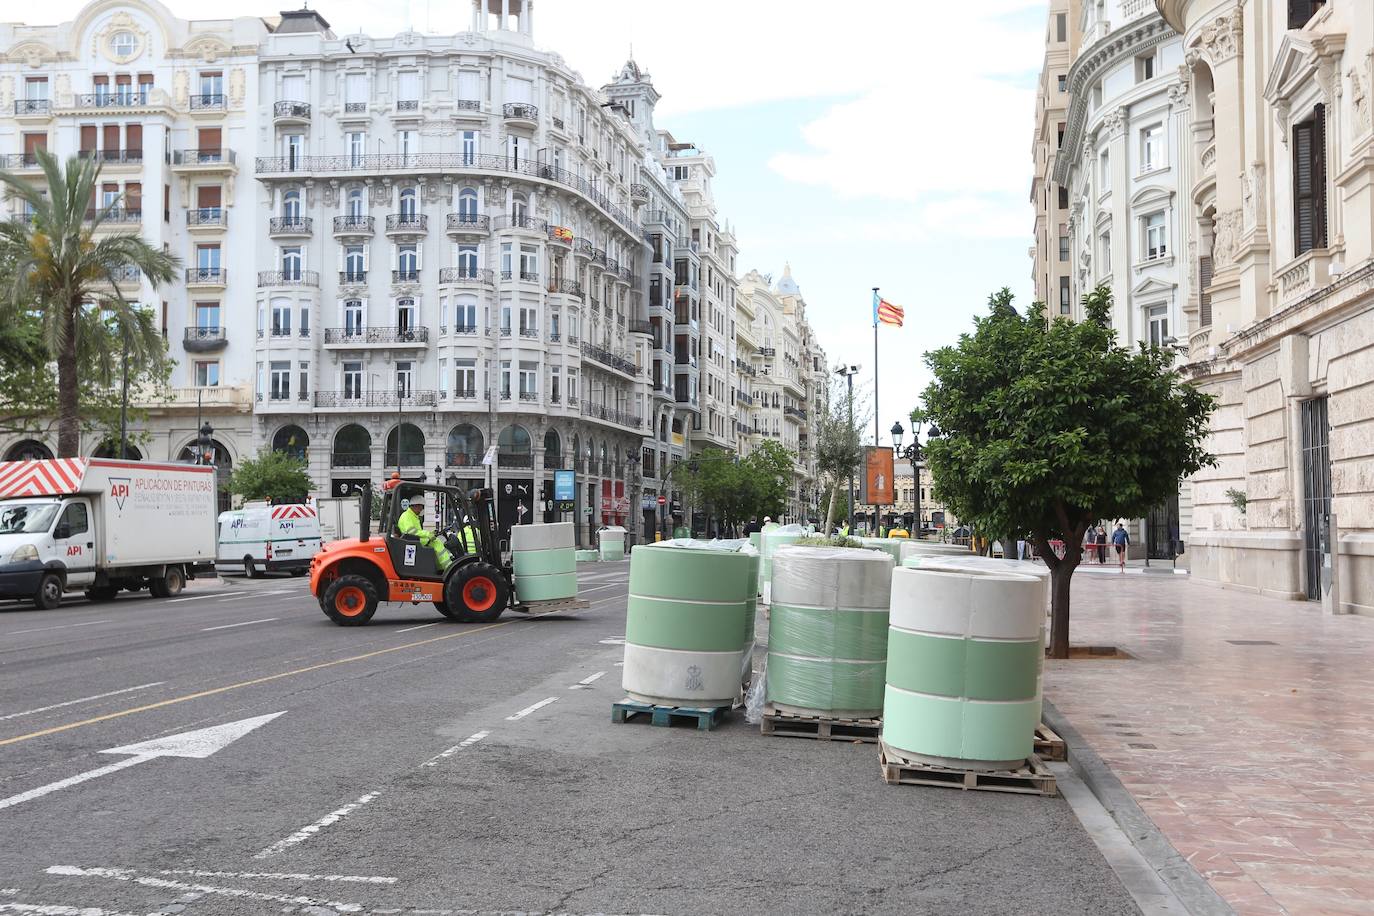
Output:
[0, 0, 265, 489]
[1054, 1, 1193, 557]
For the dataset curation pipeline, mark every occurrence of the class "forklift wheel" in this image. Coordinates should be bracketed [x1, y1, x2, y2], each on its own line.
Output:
[435, 600, 472, 623]
[448, 563, 509, 624]
[322, 574, 379, 626]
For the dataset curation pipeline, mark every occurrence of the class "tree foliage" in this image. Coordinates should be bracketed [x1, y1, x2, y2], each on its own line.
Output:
[670, 440, 796, 532]
[920, 285, 1216, 657]
[0, 151, 178, 456]
[227, 449, 315, 504]
[815, 375, 868, 532]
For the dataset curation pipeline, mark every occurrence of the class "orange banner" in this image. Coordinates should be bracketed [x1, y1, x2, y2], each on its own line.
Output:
[864, 447, 894, 506]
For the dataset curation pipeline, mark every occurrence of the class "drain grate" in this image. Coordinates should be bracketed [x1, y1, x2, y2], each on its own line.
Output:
[1128, 743, 1158, 749]
[1226, 639, 1278, 645]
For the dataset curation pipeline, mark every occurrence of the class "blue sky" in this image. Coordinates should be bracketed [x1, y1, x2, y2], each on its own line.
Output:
[43, 0, 1049, 445]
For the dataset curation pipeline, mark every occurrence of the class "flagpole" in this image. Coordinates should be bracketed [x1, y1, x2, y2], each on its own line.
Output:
[873, 287, 880, 535]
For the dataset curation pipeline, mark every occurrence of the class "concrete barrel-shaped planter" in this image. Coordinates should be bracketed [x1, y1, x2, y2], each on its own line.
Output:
[767, 546, 894, 718]
[898, 540, 971, 565]
[857, 537, 903, 565]
[882, 566, 1044, 770]
[598, 525, 627, 561]
[759, 527, 804, 595]
[907, 554, 1052, 611]
[622, 543, 757, 706]
[511, 522, 577, 602]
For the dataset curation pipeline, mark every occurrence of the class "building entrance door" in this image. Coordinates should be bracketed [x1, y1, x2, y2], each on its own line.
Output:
[1301, 396, 1332, 600]
[1146, 488, 1180, 560]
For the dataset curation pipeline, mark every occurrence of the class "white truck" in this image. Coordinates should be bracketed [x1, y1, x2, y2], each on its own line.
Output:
[313, 495, 361, 545]
[0, 457, 217, 609]
[217, 502, 322, 577]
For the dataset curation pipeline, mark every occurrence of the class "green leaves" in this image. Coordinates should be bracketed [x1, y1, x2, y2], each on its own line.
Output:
[227, 450, 315, 504]
[668, 441, 797, 530]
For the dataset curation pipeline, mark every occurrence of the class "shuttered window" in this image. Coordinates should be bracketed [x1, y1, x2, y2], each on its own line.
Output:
[1199, 255, 1213, 328]
[1287, 0, 1326, 30]
[1293, 105, 1328, 256]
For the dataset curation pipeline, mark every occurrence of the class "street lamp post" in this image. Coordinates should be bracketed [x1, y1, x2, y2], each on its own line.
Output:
[891, 418, 939, 539]
[835, 364, 860, 532]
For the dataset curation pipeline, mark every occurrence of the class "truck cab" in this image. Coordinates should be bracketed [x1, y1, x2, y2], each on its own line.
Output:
[0, 497, 96, 608]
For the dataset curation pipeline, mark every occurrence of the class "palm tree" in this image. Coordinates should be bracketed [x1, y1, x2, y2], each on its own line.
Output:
[0, 150, 177, 457]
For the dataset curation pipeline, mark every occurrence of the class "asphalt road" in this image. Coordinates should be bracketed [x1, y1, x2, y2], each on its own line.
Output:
[0, 563, 1138, 915]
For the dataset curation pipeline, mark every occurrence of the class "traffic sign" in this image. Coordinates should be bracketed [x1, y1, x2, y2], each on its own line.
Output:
[657, 495, 666, 505]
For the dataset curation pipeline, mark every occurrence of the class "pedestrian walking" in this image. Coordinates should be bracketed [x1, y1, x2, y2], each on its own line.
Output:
[1096, 525, 1108, 564]
[1112, 522, 1130, 572]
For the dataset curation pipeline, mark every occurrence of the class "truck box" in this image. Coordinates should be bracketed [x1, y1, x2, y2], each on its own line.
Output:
[0, 458, 217, 607]
[313, 495, 362, 544]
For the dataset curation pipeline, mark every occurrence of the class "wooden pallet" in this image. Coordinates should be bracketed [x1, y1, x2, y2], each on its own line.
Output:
[1034, 721, 1067, 762]
[611, 698, 730, 731]
[878, 742, 1057, 796]
[760, 707, 881, 743]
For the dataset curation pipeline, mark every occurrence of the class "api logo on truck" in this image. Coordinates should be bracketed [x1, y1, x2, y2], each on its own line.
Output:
[110, 478, 131, 510]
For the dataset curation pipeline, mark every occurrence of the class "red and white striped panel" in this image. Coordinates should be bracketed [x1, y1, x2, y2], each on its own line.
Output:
[0, 459, 89, 498]
[271, 504, 317, 520]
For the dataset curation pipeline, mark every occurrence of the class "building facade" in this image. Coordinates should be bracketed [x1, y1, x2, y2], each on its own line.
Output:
[1052, 0, 1194, 557]
[1156, 0, 1374, 612]
[892, 463, 955, 535]
[1030, 0, 1082, 315]
[0, 0, 266, 482]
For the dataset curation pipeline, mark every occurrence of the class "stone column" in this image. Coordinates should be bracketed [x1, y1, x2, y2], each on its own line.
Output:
[1107, 107, 1131, 331]
[1196, 9, 1246, 332]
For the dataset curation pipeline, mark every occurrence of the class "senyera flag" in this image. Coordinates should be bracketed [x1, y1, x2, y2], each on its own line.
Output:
[873, 291, 904, 327]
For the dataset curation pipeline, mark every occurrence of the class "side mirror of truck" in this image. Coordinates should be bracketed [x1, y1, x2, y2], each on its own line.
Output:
[53, 523, 70, 540]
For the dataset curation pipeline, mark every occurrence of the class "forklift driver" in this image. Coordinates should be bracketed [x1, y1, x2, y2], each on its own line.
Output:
[397, 494, 453, 574]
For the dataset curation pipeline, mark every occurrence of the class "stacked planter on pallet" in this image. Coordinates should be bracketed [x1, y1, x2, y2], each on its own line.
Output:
[759, 525, 804, 597]
[898, 540, 970, 564]
[767, 546, 893, 718]
[882, 566, 1044, 771]
[598, 525, 627, 561]
[622, 542, 759, 707]
[511, 522, 578, 601]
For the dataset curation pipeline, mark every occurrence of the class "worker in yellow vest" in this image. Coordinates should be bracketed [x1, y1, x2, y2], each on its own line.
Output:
[397, 495, 453, 573]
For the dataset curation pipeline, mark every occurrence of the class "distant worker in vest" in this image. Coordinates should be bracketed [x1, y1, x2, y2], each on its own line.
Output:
[397, 494, 453, 573]
[456, 515, 481, 556]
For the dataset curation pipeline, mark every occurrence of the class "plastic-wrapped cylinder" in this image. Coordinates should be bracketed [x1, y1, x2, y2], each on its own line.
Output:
[857, 537, 903, 565]
[574, 549, 599, 562]
[511, 522, 577, 601]
[598, 525, 627, 561]
[898, 540, 971, 565]
[767, 546, 893, 717]
[908, 555, 1051, 611]
[883, 566, 1043, 770]
[759, 525, 805, 594]
[622, 543, 757, 706]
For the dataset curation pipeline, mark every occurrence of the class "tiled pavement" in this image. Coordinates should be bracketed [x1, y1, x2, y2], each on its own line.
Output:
[1045, 571, 1374, 916]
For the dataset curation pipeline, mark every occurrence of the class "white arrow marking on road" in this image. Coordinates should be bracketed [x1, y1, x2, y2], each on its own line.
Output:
[0, 712, 285, 812]
[45, 867, 361, 912]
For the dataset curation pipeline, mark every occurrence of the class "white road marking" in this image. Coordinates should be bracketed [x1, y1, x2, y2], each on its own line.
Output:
[505, 696, 559, 720]
[598, 637, 626, 645]
[0, 683, 164, 723]
[201, 617, 278, 631]
[259, 589, 297, 595]
[421, 730, 490, 767]
[168, 590, 244, 603]
[395, 622, 439, 633]
[9, 620, 110, 636]
[579, 584, 616, 593]
[253, 791, 382, 859]
[569, 671, 606, 689]
[0, 713, 285, 812]
[154, 869, 395, 884]
[0, 904, 142, 915]
[45, 867, 361, 913]
[214, 596, 260, 603]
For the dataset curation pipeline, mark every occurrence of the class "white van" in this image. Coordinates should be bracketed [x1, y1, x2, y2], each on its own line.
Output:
[216, 503, 322, 577]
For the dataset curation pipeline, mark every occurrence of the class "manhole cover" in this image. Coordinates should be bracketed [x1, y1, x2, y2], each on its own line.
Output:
[1226, 639, 1278, 645]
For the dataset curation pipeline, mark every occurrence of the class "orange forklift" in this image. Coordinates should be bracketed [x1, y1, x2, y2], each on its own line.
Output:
[310, 474, 582, 626]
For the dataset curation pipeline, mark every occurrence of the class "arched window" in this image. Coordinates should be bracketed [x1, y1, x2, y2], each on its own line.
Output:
[272, 424, 309, 461]
[332, 424, 371, 468]
[385, 423, 425, 468]
[543, 428, 561, 462]
[399, 187, 418, 219]
[3, 439, 54, 461]
[458, 187, 479, 220]
[346, 187, 365, 218]
[446, 424, 484, 466]
[91, 440, 142, 460]
[282, 189, 302, 219]
[498, 424, 531, 468]
[457, 245, 478, 276]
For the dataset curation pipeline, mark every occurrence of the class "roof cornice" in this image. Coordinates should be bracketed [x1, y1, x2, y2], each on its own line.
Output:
[1053, 14, 1179, 186]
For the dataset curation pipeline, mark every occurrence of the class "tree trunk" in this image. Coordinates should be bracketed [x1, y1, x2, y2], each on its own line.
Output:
[824, 484, 839, 534]
[56, 299, 81, 457]
[1048, 559, 1077, 659]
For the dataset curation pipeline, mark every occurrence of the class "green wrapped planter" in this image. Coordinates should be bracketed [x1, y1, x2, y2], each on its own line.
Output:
[512, 546, 576, 577]
[599, 525, 627, 561]
[622, 542, 755, 706]
[858, 537, 903, 565]
[574, 549, 599, 562]
[765, 546, 893, 717]
[515, 571, 579, 602]
[882, 565, 1043, 770]
[760, 527, 804, 596]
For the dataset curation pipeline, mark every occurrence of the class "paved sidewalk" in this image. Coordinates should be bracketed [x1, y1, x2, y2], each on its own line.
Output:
[1045, 574, 1374, 915]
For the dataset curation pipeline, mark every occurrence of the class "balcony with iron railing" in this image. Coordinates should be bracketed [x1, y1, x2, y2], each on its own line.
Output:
[185, 267, 227, 286]
[98, 265, 141, 285]
[500, 269, 540, 283]
[315, 390, 437, 408]
[333, 215, 375, 236]
[498, 451, 534, 469]
[581, 342, 638, 377]
[85, 207, 141, 224]
[273, 100, 311, 122]
[502, 102, 538, 124]
[628, 320, 653, 336]
[323, 326, 429, 346]
[71, 91, 150, 109]
[574, 238, 595, 260]
[550, 277, 583, 297]
[386, 213, 428, 234]
[331, 451, 372, 468]
[258, 270, 319, 288]
[440, 325, 480, 337]
[784, 405, 808, 422]
[171, 148, 236, 169]
[182, 326, 227, 352]
[502, 214, 548, 233]
[439, 267, 494, 285]
[338, 270, 368, 285]
[580, 401, 643, 430]
[14, 99, 51, 117]
[187, 208, 227, 229]
[446, 213, 490, 234]
[392, 269, 420, 283]
[395, 99, 420, 113]
[268, 216, 313, 236]
[189, 93, 225, 111]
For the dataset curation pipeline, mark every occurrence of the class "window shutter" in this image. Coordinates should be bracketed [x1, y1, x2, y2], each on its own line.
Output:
[1313, 103, 1328, 249]
[1199, 255, 1213, 328]
[1293, 119, 1315, 255]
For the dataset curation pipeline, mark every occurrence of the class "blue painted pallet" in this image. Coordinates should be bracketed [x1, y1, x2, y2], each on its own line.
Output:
[611, 698, 730, 731]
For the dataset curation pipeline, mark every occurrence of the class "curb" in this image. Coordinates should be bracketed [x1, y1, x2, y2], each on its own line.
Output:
[1042, 699, 1234, 916]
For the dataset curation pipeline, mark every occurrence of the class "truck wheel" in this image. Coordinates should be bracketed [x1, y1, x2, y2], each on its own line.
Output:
[322, 575, 378, 626]
[448, 563, 509, 624]
[244, 558, 259, 579]
[154, 566, 185, 598]
[35, 573, 63, 610]
[85, 585, 119, 602]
